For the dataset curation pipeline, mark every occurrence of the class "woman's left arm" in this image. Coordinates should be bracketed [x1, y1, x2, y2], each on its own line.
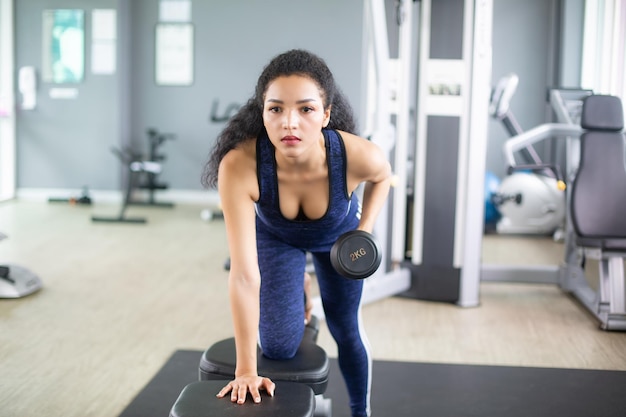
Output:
[340, 131, 393, 234]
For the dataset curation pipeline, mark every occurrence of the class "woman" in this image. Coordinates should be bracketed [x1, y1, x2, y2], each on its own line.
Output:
[202, 49, 391, 417]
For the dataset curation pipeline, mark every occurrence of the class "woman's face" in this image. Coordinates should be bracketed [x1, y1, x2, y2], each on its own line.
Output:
[262, 75, 331, 161]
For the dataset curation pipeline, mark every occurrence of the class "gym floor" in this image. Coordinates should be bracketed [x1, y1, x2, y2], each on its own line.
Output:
[1, 200, 625, 417]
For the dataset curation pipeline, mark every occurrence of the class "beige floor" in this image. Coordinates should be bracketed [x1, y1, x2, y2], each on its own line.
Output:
[1, 200, 625, 417]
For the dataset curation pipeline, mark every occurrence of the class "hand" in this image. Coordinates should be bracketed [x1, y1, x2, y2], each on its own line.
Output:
[216, 374, 276, 404]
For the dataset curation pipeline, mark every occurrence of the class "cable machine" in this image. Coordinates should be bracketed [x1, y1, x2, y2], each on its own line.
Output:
[313, 0, 493, 316]
[394, 0, 493, 307]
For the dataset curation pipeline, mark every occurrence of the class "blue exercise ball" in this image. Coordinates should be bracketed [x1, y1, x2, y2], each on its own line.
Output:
[484, 171, 501, 225]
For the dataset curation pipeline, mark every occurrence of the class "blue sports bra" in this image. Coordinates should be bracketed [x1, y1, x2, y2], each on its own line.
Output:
[254, 129, 361, 250]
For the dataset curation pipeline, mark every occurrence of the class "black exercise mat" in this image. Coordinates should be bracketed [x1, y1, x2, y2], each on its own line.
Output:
[119, 350, 626, 417]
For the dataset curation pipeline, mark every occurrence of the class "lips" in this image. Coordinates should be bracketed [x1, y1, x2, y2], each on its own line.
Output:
[281, 135, 301, 145]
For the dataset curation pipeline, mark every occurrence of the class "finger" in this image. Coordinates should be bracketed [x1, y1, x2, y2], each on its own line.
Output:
[249, 386, 262, 403]
[216, 383, 232, 398]
[230, 384, 238, 402]
[263, 378, 276, 397]
[236, 385, 247, 404]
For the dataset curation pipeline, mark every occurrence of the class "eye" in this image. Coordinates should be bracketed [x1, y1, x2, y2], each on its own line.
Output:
[267, 106, 281, 113]
[301, 106, 314, 113]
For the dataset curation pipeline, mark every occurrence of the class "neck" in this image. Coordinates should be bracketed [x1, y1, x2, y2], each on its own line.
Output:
[275, 132, 326, 171]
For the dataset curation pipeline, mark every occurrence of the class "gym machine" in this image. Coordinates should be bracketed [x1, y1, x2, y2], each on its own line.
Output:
[488, 74, 567, 237]
[91, 147, 161, 223]
[91, 128, 175, 223]
[482, 88, 588, 285]
[130, 128, 176, 208]
[394, 0, 493, 307]
[559, 95, 626, 330]
[0, 232, 42, 298]
[491, 91, 626, 331]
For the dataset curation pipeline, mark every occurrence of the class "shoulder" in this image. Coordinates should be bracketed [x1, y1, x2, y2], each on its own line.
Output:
[335, 130, 391, 182]
[220, 138, 256, 168]
[218, 138, 259, 200]
[336, 130, 385, 161]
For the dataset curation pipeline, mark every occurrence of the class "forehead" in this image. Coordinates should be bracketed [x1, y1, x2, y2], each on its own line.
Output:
[264, 75, 324, 101]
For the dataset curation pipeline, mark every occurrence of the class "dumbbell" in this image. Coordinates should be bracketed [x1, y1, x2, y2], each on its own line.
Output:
[330, 230, 382, 279]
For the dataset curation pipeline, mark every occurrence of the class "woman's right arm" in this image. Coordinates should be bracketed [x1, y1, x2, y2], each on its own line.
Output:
[215, 144, 275, 404]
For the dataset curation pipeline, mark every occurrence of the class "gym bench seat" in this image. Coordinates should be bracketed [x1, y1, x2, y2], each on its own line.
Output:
[169, 316, 332, 416]
[169, 380, 315, 417]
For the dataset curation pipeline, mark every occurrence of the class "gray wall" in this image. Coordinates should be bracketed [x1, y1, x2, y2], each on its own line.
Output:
[14, 0, 585, 193]
[16, 0, 120, 190]
[15, 0, 365, 192]
[557, 0, 584, 87]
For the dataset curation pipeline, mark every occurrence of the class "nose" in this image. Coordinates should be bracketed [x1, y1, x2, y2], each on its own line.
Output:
[283, 109, 298, 129]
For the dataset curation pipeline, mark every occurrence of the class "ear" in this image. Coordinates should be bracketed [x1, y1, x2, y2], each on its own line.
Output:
[323, 106, 332, 128]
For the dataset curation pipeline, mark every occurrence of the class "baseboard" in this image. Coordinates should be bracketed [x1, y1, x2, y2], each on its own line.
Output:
[15, 188, 221, 206]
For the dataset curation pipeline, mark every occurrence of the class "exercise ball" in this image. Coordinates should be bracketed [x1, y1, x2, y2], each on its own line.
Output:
[484, 171, 502, 226]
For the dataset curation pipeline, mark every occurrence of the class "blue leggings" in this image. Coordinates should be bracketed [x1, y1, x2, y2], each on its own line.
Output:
[257, 233, 371, 417]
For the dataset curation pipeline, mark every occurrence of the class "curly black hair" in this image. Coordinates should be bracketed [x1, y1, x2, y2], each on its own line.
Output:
[201, 49, 357, 188]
